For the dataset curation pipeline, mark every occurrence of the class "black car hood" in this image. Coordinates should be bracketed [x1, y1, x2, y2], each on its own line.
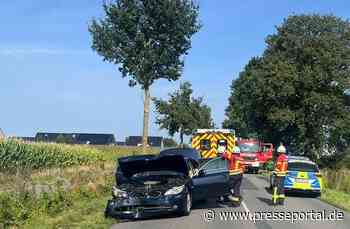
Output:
[118, 155, 188, 178]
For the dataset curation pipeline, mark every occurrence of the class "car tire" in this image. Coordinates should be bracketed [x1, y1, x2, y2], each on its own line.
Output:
[179, 192, 191, 216]
[313, 192, 321, 198]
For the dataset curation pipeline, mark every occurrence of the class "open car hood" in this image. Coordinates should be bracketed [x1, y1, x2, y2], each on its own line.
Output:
[118, 154, 188, 178]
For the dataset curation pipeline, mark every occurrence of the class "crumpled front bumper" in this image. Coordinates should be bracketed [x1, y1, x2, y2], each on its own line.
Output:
[105, 194, 187, 219]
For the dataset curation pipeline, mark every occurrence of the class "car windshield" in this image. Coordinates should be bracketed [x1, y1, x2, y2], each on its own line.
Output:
[288, 162, 318, 172]
[238, 142, 260, 153]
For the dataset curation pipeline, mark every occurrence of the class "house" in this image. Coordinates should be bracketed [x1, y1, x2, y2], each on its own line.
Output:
[125, 136, 163, 147]
[35, 132, 116, 145]
[16, 137, 36, 142]
[116, 141, 126, 146]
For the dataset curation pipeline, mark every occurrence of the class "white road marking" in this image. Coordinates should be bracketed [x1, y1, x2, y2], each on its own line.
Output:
[241, 201, 251, 214]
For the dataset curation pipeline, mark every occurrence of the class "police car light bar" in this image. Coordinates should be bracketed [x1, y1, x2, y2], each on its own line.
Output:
[196, 129, 235, 134]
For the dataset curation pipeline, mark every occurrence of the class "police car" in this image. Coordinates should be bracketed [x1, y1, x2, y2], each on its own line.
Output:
[270, 156, 323, 196]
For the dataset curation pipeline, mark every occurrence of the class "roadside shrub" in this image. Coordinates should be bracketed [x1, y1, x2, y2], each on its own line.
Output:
[39, 189, 73, 216]
[265, 160, 274, 171]
[0, 192, 30, 228]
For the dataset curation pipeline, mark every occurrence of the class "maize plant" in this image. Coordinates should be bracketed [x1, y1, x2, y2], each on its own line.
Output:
[0, 140, 104, 170]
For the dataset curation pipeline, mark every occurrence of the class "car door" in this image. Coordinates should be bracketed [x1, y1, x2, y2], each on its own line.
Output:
[191, 158, 230, 201]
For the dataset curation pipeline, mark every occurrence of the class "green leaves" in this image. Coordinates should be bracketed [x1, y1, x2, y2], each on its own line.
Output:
[153, 82, 213, 144]
[89, 0, 200, 89]
[224, 14, 350, 160]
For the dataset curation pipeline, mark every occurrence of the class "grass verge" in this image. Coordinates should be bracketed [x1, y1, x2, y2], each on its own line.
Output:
[321, 188, 350, 212]
[1, 144, 159, 228]
[22, 193, 116, 229]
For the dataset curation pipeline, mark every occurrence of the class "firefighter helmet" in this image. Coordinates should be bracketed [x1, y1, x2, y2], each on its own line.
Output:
[277, 144, 286, 153]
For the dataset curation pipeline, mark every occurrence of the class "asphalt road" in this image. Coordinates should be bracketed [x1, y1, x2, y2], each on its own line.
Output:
[111, 174, 350, 229]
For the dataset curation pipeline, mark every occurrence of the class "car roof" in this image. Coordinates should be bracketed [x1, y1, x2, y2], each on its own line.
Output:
[288, 156, 311, 161]
[288, 156, 317, 165]
[160, 147, 201, 159]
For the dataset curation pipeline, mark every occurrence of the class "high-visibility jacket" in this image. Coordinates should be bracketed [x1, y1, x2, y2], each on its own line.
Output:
[222, 152, 244, 175]
[274, 154, 288, 176]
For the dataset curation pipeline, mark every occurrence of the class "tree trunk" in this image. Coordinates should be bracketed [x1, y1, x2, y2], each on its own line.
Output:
[142, 87, 150, 153]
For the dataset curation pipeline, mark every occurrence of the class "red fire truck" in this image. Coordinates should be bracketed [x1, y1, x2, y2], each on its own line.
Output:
[237, 138, 273, 173]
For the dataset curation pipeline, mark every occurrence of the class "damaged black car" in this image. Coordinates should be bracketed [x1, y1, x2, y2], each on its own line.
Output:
[105, 154, 230, 219]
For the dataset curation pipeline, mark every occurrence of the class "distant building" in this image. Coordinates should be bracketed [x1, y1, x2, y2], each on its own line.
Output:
[125, 136, 163, 147]
[116, 141, 126, 146]
[35, 132, 116, 145]
[0, 128, 5, 139]
[16, 137, 36, 142]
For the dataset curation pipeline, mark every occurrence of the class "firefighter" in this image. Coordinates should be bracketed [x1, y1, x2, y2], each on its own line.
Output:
[221, 144, 244, 206]
[217, 139, 227, 156]
[272, 143, 288, 205]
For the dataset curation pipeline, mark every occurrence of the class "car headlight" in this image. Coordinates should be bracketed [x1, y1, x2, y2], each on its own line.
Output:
[164, 185, 185, 196]
[112, 186, 128, 198]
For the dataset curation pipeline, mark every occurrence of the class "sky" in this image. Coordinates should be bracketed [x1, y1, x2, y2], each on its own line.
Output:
[1, 0, 349, 142]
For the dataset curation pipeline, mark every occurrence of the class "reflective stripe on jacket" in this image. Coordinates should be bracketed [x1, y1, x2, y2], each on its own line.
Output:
[222, 152, 244, 175]
[274, 154, 288, 176]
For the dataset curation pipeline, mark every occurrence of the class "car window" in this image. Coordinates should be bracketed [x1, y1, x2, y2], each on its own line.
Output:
[288, 162, 318, 172]
[200, 139, 211, 150]
[201, 158, 227, 174]
[238, 142, 260, 153]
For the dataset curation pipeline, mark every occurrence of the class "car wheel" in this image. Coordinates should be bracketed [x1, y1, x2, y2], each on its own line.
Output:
[179, 192, 191, 216]
[313, 192, 321, 198]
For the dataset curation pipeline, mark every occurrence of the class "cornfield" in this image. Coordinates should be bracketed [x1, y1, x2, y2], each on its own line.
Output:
[0, 140, 104, 170]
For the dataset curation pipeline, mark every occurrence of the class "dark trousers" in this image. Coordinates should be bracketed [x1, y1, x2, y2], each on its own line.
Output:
[272, 176, 285, 204]
[229, 174, 243, 200]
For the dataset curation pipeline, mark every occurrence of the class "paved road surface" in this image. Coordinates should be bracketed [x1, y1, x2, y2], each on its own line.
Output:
[111, 174, 350, 229]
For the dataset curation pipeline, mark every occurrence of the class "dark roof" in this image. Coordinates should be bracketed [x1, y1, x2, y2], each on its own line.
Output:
[35, 132, 116, 145]
[116, 141, 126, 146]
[125, 136, 163, 147]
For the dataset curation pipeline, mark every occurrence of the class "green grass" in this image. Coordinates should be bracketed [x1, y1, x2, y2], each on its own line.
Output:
[22, 194, 116, 229]
[0, 144, 159, 228]
[321, 188, 350, 212]
[0, 162, 117, 228]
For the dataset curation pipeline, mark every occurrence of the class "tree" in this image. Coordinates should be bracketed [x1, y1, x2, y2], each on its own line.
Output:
[56, 134, 73, 144]
[163, 138, 178, 147]
[224, 14, 350, 160]
[89, 0, 200, 152]
[154, 82, 214, 145]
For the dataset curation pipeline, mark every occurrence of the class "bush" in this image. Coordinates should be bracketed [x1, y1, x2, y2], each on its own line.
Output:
[39, 189, 73, 216]
[265, 160, 274, 171]
[0, 192, 31, 228]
